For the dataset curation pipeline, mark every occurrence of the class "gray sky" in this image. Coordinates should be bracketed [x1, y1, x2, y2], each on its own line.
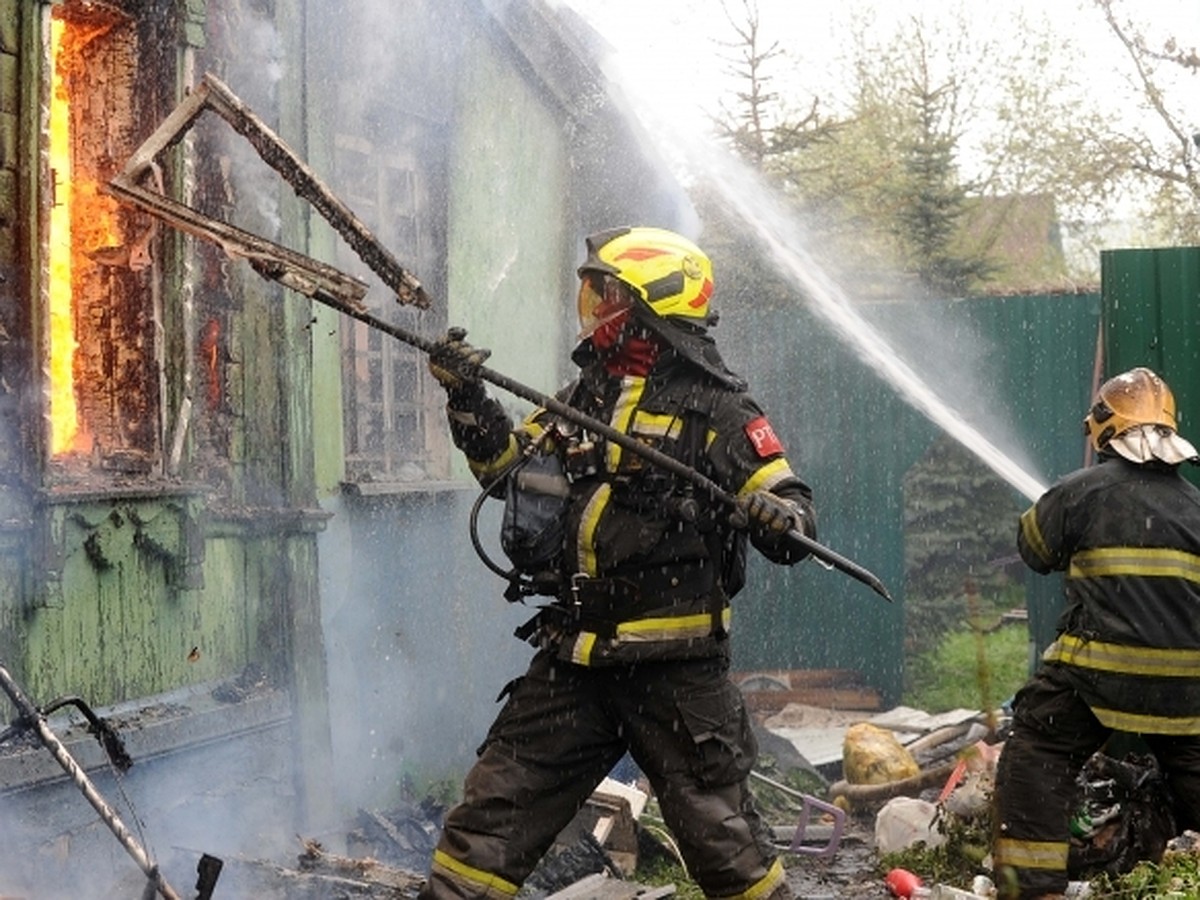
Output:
[570, 0, 1197, 154]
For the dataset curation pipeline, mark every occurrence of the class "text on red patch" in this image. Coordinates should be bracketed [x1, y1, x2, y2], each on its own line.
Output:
[745, 416, 784, 457]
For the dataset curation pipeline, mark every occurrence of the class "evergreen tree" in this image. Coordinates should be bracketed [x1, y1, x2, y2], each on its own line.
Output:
[891, 74, 997, 298]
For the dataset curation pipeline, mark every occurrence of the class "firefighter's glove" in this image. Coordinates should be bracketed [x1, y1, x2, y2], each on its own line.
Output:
[733, 490, 800, 536]
[429, 327, 491, 392]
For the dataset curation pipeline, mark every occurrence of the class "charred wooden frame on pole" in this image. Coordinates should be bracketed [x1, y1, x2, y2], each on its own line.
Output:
[106, 72, 429, 312]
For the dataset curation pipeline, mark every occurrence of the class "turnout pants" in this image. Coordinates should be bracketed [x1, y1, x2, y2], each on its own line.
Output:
[993, 669, 1200, 899]
[418, 649, 788, 900]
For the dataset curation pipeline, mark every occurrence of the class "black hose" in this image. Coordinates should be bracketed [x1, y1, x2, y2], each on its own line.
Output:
[468, 462, 523, 585]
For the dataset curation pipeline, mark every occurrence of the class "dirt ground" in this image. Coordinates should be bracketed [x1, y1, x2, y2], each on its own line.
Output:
[782, 818, 898, 900]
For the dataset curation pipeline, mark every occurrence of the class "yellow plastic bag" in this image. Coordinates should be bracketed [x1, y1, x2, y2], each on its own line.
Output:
[842, 722, 919, 785]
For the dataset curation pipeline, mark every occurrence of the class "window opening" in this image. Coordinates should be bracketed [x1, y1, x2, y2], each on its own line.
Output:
[105, 73, 439, 484]
[334, 137, 445, 482]
[45, 2, 161, 475]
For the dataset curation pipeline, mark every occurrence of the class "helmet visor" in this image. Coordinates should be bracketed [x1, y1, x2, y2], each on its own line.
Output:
[577, 273, 634, 340]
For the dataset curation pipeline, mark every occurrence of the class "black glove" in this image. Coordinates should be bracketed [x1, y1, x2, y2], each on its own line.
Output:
[428, 327, 491, 391]
[733, 490, 801, 535]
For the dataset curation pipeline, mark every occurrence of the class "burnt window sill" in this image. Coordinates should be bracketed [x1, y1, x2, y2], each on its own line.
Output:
[39, 480, 210, 506]
[340, 479, 475, 499]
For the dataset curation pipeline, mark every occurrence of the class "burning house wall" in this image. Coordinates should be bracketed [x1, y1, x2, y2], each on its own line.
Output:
[0, 0, 697, 894]
[1, 0, 335, 894]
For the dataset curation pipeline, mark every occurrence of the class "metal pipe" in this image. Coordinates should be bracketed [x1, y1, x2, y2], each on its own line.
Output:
[0, 663, 183, 900]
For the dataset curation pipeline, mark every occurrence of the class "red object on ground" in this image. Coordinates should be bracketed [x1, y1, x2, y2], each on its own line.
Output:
[885, 867, 924, 898]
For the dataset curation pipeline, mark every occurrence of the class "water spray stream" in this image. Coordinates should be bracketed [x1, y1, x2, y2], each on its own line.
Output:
[707, 161, 1048, 503]
[580, 19, 1049, 503]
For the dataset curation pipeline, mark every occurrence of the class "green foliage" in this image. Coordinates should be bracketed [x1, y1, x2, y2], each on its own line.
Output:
[878, 807, 994, 888]
[634, 856, 704, 900]
[904, 621, 1029, 713]
[1090, 849, 1200, 898]
[889, 78, 999, 298]
[634, 797, 703, 899]
[903, 436, 1025, 657]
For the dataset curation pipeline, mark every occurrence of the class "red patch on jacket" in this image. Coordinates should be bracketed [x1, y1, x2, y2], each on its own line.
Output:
[745, 416, 784, 457]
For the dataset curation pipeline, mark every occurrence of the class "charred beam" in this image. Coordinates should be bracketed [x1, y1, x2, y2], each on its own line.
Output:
[107, 73, 428, 308]
[0, 662, 183, 900]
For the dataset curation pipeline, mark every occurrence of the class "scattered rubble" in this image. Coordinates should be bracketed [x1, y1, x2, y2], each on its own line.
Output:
[10, 662, 1198, 899]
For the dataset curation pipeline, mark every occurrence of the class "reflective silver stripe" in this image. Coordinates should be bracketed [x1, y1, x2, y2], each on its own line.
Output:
[1069, 546, 1200, 583]
[604, 376, 645, 471]
[569, 632, 598, 667]
[575, 483, 611, 577]
[1044, 634, 1200, 677]
[632, 410, 683, 440]
[1091, 705, 1200, 735]
[1019, 506, 1054, 566]
[430, 849, 520, 897]
[994, 836, 1069, 871]
[615, 607, 732, 643]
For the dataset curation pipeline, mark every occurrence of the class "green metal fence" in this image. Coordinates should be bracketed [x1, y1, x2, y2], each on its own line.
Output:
[1102, 246, 1200, 489]
[722, 289, 1103, 703]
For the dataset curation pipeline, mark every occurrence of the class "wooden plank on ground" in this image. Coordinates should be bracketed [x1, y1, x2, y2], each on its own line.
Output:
[742, 687, 883, 715]
[545, 873, 675, 899]
[734, 669, 864, 689]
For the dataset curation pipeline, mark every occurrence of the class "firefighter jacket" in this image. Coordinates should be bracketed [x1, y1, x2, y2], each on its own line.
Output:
[1018, 454, 1200, 734]
[443, 344, 815, 667]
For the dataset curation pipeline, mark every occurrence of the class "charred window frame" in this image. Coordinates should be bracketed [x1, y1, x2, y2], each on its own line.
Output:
[36, 1, 179, 483]
[334, 131, 449, 486]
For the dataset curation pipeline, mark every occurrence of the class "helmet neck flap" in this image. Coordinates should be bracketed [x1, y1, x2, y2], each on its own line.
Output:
[1085, 367, 1197, 465]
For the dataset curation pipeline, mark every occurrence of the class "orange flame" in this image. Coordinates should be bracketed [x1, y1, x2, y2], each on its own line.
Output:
[48, 12, 121, 457]
[48, 16, 78, 455]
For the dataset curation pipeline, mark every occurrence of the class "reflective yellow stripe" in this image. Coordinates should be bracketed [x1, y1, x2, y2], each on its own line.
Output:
[616, 607, 732, 642]
[632, 410, 682, 440]
[1069, 546, 1200, 583]
[431, 849, 520, 897]
[1020, 506, 1053, 565]
[571, 610, 731, 663]
[576, 484, 611, 576]
[605, 376, 645, 471]
[1044, 634, 1200, 677]
[468, 434, 521, 479]
[522, 410, 548, 431]
[570, 632, 598, 666]
[722, 857, 787, 900]
[1090, 706, 1200, 735]
[994, 837, 1069, 871]
[737, 458, 794, 497]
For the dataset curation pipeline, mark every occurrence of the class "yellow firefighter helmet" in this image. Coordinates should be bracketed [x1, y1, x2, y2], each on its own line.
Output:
[576, 227, 714, 336]
[1084, 367, 1178, 452]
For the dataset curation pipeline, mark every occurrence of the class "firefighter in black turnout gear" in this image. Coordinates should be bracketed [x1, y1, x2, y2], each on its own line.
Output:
[419, 227, 816, 900]
[993, 367, 1200, 900]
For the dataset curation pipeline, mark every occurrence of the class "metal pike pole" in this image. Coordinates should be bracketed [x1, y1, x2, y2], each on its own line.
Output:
[296, 282, 892, 602]
[0, 662, 184, 900]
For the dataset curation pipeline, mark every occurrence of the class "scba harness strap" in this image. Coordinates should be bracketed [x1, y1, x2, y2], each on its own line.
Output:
[513, 561, 720, 644]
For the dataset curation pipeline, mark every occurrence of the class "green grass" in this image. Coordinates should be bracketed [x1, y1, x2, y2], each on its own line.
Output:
[1090, 849, 1200, 897]
[903, 622, 1030, 713]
